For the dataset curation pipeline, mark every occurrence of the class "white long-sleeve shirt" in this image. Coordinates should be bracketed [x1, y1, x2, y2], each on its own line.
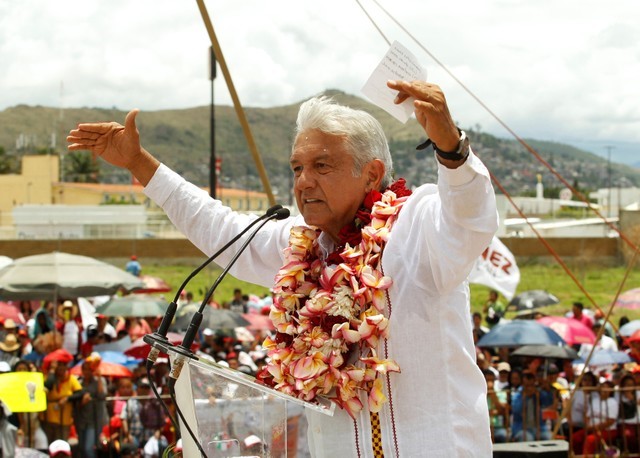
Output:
[144, 150, 498, 457]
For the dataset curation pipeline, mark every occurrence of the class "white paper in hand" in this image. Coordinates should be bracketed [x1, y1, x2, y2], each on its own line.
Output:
[361, 41, 426, 123]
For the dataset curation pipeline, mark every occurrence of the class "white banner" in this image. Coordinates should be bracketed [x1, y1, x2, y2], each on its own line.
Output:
[468, 237, 520, 300]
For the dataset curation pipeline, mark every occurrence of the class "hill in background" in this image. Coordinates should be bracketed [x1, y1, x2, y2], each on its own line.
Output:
[1, 90, 639, 202]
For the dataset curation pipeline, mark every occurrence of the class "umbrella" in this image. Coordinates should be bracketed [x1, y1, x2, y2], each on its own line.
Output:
[508, 290, 559, 311]
[70, 360, 133, 378]
[0, 256, 11, 269]
[241, 313, 275, 331]
[96, 350, 142, 370]
[93, 336, 132, 353]
[580, 349, 633, 366]
[511, 344, 579, 360]
[134, 275, 172, 294]
[0, 252, 143, 301]
[619, 320, 640, 337]
[170, 304, 250, 332]
[477, 320, 566, 348]
[95, 295, 169, 317]
[615, 288, 640, 310]
[0, 301, 26, 325]
[536, 316, 596, 346]
[124, 332, 193, 359]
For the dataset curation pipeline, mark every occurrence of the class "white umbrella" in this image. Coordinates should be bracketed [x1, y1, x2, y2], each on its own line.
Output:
[0, 251, 143, 301]
[0, 256, 12, 269]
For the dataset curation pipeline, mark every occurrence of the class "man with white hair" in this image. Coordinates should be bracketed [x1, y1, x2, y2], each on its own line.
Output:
[68, 79, 498, 456]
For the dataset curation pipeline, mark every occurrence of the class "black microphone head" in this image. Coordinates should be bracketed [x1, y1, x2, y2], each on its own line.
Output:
[266, 204, 284, 216]
[274, 207, 291, 220]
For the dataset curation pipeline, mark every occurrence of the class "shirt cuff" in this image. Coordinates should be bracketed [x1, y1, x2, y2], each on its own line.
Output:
[436, 148, 488, 187]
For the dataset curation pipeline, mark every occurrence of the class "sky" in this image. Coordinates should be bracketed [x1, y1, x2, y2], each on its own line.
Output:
[1, 0, 639, 166]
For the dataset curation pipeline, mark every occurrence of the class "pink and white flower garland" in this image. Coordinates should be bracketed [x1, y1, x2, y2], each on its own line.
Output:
[258, 187, 410, 419]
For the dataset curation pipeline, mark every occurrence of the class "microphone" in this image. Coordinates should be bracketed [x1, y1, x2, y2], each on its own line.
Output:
[144, 204, 285, 369]
[167, 206, 291, 390]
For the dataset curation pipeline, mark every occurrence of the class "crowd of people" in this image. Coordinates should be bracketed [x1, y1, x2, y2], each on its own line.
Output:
[0, 287, 270, 457]
[475, 291, 640, 456]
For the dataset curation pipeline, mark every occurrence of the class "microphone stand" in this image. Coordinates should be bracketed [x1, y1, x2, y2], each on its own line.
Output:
[143, 205, 284, 369]
[168, 207, 290, 391]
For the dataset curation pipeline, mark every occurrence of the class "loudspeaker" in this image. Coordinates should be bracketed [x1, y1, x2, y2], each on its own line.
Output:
[493, 440, 569, 457]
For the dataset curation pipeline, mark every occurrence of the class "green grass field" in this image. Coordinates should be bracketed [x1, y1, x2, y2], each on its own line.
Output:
[141, 260, 640, 323]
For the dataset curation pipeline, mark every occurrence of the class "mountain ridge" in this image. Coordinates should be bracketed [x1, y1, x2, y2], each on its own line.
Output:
[1, 90, 639, 200]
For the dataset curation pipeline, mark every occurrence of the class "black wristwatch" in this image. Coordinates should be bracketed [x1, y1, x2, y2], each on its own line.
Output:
[416, 129, 470, 161]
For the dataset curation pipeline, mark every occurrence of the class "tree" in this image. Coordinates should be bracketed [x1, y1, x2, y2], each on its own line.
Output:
[0, 146, 19, 174]
[63, 151, 99, 183]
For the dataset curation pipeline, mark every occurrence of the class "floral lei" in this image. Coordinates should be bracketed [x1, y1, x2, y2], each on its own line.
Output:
[257, 179, 412, 419]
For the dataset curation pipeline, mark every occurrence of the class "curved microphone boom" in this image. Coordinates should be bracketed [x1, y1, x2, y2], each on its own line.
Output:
[168, 206, 290, 390]
[144, 204, 284, 369]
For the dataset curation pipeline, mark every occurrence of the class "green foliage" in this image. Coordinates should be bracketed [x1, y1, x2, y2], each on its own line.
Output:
[63, 151, 100, 183]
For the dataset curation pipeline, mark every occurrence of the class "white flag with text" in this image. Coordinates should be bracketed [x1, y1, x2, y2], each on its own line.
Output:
[468, 237, 520, 300]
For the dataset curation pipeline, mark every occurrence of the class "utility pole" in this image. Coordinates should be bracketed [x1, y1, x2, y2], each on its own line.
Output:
[605, 145, 614, 217]
[209, 46, 217, 198]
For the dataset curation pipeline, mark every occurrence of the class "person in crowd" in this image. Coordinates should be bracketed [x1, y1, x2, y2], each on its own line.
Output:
[564, 370, 598, 439]
[59, 301, 81, 361]
[510, 371, 554, 441]
[48, 438, 72, 457]
[30, 307, 55, 340]
[75, 360, 108, 458]
[570, 301, 594, 329]
[14, 359, 49, 450]
[483, 369, 509, 443]
[125, 255, 142, 277]
[471, 311, 488, 343]
[98, 416, 124, 457]
[483, 289, 505, 327]
[572, 379, 619, 456]
[495, 361, 511, 392]
[136, 378, 166, 448]
[116, 316, 152, 343]
[228, 288, 247, 313]
[0, 318, 18, 340]
[617, 373, 640, 453]
[119, 377, 144, 448]
[0, 399, 17, 458]
[67, 78, 498, 456]
[0, 333, 22, 368]
[95, 314, 117, 342]
[42, 361, 82, 443]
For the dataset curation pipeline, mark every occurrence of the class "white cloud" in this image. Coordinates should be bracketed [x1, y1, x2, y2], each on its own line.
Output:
[1, 0, 639, 162]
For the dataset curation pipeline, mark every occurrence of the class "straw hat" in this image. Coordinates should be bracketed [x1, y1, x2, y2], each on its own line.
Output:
[0, 334, 20, 353]
[56, 300, 78, 320]
[3, 319, 17, 330]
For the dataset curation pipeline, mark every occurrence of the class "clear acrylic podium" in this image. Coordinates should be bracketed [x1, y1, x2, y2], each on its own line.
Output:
[169, 348, 335, 457]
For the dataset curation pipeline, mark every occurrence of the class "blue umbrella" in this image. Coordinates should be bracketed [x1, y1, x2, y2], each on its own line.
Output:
[579, 349, 632, 366]
[98, 351, 142, 370]
[477, 320, 566, 348]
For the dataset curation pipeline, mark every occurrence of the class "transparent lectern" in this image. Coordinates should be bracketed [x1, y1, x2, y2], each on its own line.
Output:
[168, 348, 335, 457]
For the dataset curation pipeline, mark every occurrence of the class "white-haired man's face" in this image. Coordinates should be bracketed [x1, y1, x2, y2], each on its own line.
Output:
[290, 129, 383, 242]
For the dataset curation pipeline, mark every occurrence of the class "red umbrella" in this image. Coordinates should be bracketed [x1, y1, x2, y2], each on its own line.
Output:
[70, 361, 133, 378]
[537, 316, 596, 346]
[133, 275, 172, 294]
[42, 348, 74, 372]
[0, 302, 26, 325]
[124, 332, 196, 359]
[242, 313, 275, 331]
